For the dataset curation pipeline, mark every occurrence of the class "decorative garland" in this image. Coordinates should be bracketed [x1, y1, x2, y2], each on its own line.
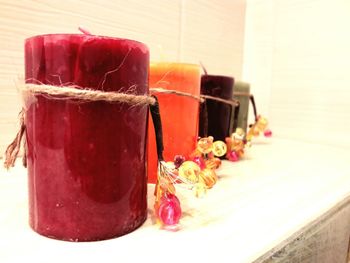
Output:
[154, 116, 272, 228]
[5, 82, 272, 231]
[154, 136, 225, 228]
[226, 115, 272, 162]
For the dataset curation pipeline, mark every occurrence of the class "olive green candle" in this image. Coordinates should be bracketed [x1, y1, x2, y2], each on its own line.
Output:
[231, 81, 250, 133]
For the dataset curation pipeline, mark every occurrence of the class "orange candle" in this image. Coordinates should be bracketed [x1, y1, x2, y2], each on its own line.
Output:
[148, 62, 201, 183]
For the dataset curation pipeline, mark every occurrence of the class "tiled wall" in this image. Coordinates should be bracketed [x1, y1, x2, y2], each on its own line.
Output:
[0, 0, 246, 154]
[2, 0, 348, 154]
[244, 0, 350, 148]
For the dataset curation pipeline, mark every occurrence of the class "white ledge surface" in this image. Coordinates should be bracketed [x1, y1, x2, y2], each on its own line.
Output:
[1, 138, 350, 263]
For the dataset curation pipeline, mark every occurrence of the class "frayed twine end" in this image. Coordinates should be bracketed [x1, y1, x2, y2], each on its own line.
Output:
[4, 109, 27, 170]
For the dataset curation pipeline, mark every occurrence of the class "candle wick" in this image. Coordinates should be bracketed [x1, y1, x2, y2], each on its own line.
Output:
[199, 61, 208, 75]
[78, 27, 92, 35]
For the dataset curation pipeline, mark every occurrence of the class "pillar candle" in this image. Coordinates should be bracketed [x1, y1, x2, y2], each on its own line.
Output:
[24, 34, 149, 241]
[232, 81, 251, 133]
[148, 62, 200, 183]
[199, 75, 234, 141]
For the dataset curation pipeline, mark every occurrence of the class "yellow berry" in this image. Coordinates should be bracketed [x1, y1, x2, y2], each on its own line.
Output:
[178, 161, 200, 184]
[199, 168, 218, 189]
[212, 141, 227, 157]
[197, 137, 214, 154]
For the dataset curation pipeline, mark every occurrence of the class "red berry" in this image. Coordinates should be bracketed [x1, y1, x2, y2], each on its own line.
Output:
[228, 151, 239, 162]
[158, 194, 182, 226]
[174, 155, 185, 169]
[192, 156, 206, 170]
[264, 129, 272, 137]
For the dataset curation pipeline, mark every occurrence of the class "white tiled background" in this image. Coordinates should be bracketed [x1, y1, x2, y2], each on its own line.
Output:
[243, 0, 350, 148]
[0, 0, 349, 154]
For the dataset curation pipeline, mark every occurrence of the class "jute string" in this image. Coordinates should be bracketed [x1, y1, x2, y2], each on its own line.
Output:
[25, 83, 157, 105]
[233, 91, 251, 97]
[150, 87, 239, 106]
[150, 87, 205, 103]
[4, 83, 156, 169]
[201, 94, 239, 106]
[4, 83, 239, 169]
[4, 109, 26, 169]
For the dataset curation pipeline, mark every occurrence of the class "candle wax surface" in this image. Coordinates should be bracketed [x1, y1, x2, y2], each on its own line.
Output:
[199, 75, 234, 142]
[25, 34, 149, 241]
[232, 82, 251, 133]
[148, 62, 200, 183]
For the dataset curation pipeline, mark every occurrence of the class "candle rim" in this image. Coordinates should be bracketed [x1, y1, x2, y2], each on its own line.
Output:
[201, 74, 234, 81]
[25, 33, 148, 50]
[150, 61, 200, 68]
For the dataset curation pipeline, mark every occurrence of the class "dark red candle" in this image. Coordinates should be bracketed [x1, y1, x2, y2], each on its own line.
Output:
[24, 34, 149, 241]
[199, 75, 234, 141]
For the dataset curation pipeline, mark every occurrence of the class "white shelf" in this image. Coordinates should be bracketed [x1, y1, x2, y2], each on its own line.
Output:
[1, 138, 350, 263]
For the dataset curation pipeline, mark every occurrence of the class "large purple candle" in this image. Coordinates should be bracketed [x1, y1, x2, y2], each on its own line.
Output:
[199, 75, 234, 141]
[24, 34, 149, 241]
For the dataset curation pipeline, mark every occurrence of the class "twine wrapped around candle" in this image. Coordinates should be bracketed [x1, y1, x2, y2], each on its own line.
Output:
[233, 91, 251, 97]
[4, 84, 240, 169]
[150, 87, 240, 138]
[150, 87, 205, 103]
[4, 83, 157, 169]
[25, 83, 157, 105]
[150, 87, 239, 106]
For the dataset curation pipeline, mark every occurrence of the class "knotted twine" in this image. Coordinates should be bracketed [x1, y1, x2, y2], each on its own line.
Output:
[4, 83, 239, 169]
[4, 84, 157, 169]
